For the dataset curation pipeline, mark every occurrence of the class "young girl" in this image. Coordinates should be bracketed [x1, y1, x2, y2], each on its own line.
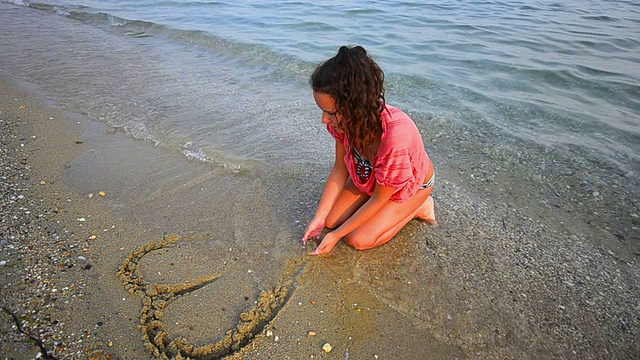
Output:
[302, 45, 437, 255]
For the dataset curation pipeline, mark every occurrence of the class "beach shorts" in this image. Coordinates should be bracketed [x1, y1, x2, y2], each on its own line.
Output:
[419, 172, 435, 190]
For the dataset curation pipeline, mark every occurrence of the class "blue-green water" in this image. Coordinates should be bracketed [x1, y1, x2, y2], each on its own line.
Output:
[2, 3, 639, 357]
[1, 0, 638, 173]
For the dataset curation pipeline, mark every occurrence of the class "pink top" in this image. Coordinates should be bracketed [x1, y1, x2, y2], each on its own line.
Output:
[327, 104, 432, 203]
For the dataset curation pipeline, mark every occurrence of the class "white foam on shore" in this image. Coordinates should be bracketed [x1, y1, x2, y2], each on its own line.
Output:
[2, 0, 29, 6]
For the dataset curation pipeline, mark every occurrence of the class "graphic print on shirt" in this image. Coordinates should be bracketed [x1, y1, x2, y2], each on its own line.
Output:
[353, 148, 373, 183]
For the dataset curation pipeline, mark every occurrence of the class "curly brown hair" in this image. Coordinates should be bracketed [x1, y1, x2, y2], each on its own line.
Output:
[310, 45, 386, 155]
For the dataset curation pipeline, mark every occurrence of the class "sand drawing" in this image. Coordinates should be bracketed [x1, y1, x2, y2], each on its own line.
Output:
[116, 235, 303, 359]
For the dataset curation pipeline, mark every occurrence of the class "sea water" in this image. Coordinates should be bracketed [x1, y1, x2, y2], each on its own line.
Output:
[1, 0, 639, 275]
[1, 0, 638, 172]
[2, 1, 639, 356]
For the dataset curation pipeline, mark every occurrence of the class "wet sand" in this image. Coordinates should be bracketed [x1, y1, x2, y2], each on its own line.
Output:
[1, 73, 639, 360]
[0, 74, 463, 359]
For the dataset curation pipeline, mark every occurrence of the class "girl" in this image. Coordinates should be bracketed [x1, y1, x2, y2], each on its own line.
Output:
[302, 45, 437, 255]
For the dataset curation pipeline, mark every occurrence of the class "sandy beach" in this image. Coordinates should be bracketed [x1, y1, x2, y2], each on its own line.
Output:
[1, 69, 639, 360]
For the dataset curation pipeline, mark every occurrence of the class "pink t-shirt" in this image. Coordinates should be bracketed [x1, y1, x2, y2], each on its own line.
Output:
[327, 105, 432, 203]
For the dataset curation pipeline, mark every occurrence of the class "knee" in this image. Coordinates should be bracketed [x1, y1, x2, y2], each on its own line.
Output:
[344, 233, 374, 250]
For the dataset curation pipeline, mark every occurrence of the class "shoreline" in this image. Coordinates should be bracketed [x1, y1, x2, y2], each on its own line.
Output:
[0, 75, 464, 359]
[0, 74, 152, 358]
[1, 72, 639, 360]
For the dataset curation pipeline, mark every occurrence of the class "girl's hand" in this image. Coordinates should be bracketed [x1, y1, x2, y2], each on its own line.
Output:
[302, 217, 325, 245]
[311, 232, 340, 255]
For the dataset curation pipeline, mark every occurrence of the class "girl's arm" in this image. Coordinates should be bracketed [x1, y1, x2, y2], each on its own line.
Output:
[302, 141, 348, 242]
[312, 182, 394, 254]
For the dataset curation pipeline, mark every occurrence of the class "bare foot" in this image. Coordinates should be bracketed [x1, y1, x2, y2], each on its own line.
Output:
[415, 196, 437, 225]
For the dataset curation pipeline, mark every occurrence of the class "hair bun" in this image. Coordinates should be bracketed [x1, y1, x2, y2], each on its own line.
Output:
[336, 46, 350, 63]
[353, 46, 367, 55]
[336, 45, 367, 63]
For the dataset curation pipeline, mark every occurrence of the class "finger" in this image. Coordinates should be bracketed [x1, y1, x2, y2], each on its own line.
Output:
[302, 233, 319, 245]
[302, 230, 314, 243]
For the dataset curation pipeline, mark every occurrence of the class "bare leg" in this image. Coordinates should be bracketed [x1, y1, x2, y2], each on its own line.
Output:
[344, 187, 433, 250]
[415, 195, 437, 225]
[416, 165, 437, 224]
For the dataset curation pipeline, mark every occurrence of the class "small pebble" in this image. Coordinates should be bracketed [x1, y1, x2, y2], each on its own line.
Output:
[322, 343, 332, 353]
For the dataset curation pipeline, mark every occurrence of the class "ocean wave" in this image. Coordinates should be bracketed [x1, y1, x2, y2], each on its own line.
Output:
[0, 0, 29, 6]
[12, 0, 314, 81]
[2, 0, 638, 176]
[182, 147, 256, 173]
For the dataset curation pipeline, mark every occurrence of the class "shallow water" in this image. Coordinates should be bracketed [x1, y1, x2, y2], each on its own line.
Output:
[1, 0, 639, 173]
[1, 2, 639, 357]
[1, 0, 638, 303]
